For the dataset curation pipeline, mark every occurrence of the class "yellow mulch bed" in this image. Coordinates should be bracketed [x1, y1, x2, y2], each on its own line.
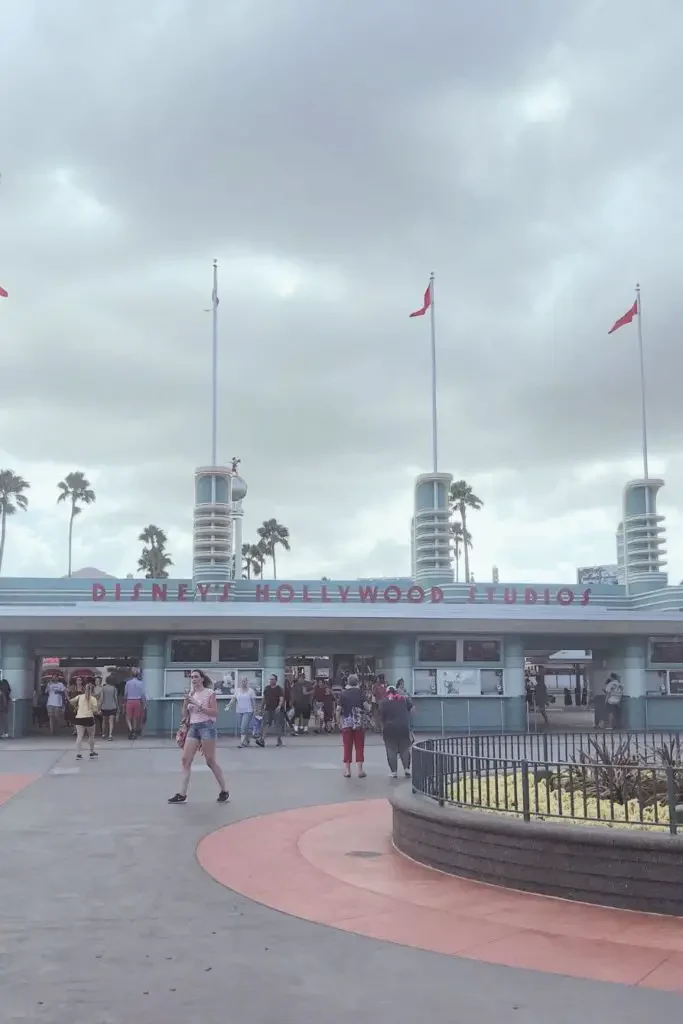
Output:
[454, 770, 673, 831]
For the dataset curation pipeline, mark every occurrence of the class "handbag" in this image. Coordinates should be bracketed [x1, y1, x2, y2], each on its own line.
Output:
[175, 722, 188, 749]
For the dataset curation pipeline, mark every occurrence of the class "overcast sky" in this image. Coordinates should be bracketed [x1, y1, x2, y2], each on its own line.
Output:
[1, 0, 682, 584]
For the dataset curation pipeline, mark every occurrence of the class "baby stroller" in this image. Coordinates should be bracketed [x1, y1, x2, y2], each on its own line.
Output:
[251, 713, 264, 747]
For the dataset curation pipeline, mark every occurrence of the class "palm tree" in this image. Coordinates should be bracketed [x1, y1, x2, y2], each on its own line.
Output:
[242, 543, 253, 579]
[257, 519, 290, 579]
[450, 521, 472, 583]
[249, 541, 268, 579]
[449, 480, 483, 586]
[57, 471, 96, 577]
[138, 524, 174, 579]
[0, 470, 30, 574]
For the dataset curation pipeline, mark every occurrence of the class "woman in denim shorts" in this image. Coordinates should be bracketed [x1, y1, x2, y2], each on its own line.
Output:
[168, 670, 229, 804]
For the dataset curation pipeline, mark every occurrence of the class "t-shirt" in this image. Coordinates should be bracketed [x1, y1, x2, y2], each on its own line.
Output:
[46, 682, 66, 708]
[100, 683, 118, 712]
[263, 685, 284, 712]
[234, 688, 255, 714]
[379, 695, 413, 734]
[605, 679, 624, 705]
[187, 687, 216, 724]
[72, 693, 98, 720]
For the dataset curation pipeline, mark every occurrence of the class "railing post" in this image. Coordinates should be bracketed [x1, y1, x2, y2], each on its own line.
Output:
[666, 764, 678, 835]
[521, 759, 531, 821]
[440, 700, 444, 737]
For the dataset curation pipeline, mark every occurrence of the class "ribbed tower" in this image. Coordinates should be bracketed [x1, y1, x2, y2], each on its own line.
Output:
[192, 467, 248, 585]
[616, 478, 667, 586]
[411, 472, 454, 583]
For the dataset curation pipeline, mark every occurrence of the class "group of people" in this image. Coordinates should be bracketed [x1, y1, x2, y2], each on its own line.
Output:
[166, 668, 415, 804]
[32, 671, 149, 743]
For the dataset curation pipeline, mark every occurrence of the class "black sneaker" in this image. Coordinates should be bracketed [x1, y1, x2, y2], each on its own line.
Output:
[90, 751, 99, 759]
[76, 754, 83, 760]
[168, 793, 187, 804]
[217, 790, 230, 803]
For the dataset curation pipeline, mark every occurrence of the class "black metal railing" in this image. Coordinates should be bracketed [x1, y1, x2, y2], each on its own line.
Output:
[411, 732, 683, 834]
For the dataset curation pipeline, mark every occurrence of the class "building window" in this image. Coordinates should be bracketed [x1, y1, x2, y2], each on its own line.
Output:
[218, 638, 260, 663]
[463, 639, 501, 663]
[417, 639, 460, 663]
[650, 641, 683, 664]
[170, 638, 213, 663]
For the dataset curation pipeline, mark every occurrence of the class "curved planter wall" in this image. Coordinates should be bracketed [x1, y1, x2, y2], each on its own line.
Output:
[391, 788, 683, 916]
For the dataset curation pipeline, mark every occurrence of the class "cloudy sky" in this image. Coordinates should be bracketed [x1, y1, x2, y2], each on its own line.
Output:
[1, 0, 682, 584]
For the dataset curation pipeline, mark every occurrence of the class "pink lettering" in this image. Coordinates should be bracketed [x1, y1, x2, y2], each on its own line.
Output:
[359, 586, 378, 602]
[92, 583, 105, 602]
[302, 585, 312, 602]
[196, 584, 210, 601]
[320, 584, 331, 603]
[152, 584, 167, 601]
[255, 585, 270, 601]
[580, 588, 591, 606]
[383, 585, 401, 602]
[524, 587, 538, 604]
[131, 583, 143, 601]
[114, 583, 122, 601]
[486, 587, 496, 603]
[407, 585, 424, 603]
[277, 584, 294, 603]
[504, 587, 517, 604]
[430, 586, 444, 603]
[338, 586, 351, 602]
[542, 588, 551, 605]
[219, 583, 231, 602]
[556, 587, 574, 605]
[177, 584, 188, 602]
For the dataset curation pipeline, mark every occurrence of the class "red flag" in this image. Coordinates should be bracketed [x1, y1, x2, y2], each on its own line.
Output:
[608, 299, 638, 334]
[409, 283, 431, 318]
[0, 286, 7, 298]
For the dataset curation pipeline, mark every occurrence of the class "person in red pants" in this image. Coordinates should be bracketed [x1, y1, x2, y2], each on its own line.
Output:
[338, 674, 369, 778]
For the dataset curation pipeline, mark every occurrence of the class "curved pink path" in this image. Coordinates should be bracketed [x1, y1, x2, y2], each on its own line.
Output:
[0, 773, 38, 808]
[197, 798, 683, 992]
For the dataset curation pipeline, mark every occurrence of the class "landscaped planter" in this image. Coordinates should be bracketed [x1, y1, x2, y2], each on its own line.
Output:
[391, 787, 683, 916]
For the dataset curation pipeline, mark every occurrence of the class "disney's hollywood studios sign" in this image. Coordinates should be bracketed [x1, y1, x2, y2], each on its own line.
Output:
[91, 582, 592, 605]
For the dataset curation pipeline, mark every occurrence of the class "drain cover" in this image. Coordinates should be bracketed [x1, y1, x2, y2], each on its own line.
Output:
[346, 850, 381, 859]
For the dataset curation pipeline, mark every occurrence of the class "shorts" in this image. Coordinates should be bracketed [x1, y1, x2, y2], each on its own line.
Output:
[126, 699, 144, 722]
[187, 720, 217, 741]
[47, 706, 63, 718]
[101, 709, 117, 717]
[74, 717, 95, 728]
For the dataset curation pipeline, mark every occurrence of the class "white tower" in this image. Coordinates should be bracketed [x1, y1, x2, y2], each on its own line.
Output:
[192, 465, 247, 585]
[616, 478, 667, 586]
[412, 472, 454, 583]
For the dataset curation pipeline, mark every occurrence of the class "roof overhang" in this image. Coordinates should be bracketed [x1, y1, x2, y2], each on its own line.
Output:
[1, 603, 682, 635]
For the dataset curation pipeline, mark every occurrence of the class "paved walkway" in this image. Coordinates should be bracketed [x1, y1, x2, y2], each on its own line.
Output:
[0, 736, 681, 1022]
[199, 799, 683, 990]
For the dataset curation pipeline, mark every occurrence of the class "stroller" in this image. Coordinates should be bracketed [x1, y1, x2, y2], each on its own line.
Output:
[251, 713, 264, 746]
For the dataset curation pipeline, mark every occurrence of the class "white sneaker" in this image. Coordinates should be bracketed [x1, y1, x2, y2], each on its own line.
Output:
[390, 772, 398, 779]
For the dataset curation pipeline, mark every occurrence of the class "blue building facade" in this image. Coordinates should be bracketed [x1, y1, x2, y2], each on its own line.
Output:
[1, 573, 683, 736]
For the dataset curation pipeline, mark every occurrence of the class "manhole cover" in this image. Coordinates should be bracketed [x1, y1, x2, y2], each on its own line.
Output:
[346, 850, 382, 859]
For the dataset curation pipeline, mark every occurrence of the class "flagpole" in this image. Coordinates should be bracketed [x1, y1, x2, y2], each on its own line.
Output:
[636, 282, 649, 482]
[211, 259, 218, 466]
[429, 271, 438, 473]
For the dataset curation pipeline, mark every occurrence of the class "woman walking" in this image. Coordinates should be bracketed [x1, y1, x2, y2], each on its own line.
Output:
[379, 686, 413, 778]
[168, 670, 229, 804]
[230, 676, 256, 747]
[339, 674, 369, 778]
[100, 676, 119, 740]
[69, 682, 99, 760]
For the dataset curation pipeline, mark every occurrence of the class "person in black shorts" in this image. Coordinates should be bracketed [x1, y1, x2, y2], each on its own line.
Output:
[258, 674, 284, 747]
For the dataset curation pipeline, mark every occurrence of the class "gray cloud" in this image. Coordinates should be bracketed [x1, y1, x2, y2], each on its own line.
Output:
[1, 0, 683, 582]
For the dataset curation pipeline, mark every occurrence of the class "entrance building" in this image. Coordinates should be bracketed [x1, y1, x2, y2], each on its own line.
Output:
[2, 574, 683, 736]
